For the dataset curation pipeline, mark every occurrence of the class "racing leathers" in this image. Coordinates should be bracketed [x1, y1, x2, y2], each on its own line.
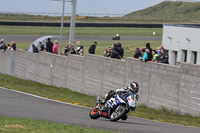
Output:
[100, 87, 139, 112]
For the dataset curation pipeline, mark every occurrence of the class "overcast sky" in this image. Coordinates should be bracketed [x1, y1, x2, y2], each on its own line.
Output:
[0, 0, 173, 15]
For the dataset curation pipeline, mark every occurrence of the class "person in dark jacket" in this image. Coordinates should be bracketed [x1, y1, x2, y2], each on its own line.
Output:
[158, 49, 169, 64]
[0, 43, 7, 51]
[134, 48, 142, 58]
[146, 42, 152, 53]
[46, 38, 53, 53]
[11, 41, 16, 51]
[111, 44, 121, 60]
[32, 44, 39, 53]
[116, 42, 124, 59]
[39, 42, 45, 51]
[88, 42, 97, 54]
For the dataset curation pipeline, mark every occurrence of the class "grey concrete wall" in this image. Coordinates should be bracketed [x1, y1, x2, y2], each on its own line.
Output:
[1, 50, 200, 116]
[0, 50, 13, 75]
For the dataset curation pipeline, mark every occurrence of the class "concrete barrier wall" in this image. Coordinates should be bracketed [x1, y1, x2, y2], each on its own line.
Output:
[0, 50, 200, 116]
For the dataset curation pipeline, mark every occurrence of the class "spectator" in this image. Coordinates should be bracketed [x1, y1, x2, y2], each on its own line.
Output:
[46, 38, 53, 53]
[117, 42, 124, 59]
[11, 41, 16, 51]
[0, 39, 4, 45]
[32, 44, 39, 53]
[64, 44, 76, 56]
[107, 47, 112, 57]
[39, 42, 45, 51]
[152, 50, 159, 62]
[103, 50, 108, 57]
[7, 44, 13, 50]
[53, 40, 59, 54]
[157, 45, 166, 55]
[139, 48, 148, 61]
[88, 42, 97, 54]
[111, 44, 121, 60]
[133, 48, 141, 59]
[146, 42, 152, 53]
[156, 47, 160, 55]
[158, 49, 169, 64]
[0, 43, 7, 51]
[76, 41, 83, 56]
[146, 49, 153, 61]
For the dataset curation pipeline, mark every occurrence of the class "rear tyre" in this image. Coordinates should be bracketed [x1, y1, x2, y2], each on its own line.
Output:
[89, 107, 100, 119]
[110, 105, 127, 122]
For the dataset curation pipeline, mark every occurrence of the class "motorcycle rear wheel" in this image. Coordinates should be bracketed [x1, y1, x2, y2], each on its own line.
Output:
[110, 105, 127, 122]
[89, 106, 100, 119]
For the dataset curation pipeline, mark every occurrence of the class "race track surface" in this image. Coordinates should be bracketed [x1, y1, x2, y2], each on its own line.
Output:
[0, 35, 162, 42]
[0, 88, 199, 133]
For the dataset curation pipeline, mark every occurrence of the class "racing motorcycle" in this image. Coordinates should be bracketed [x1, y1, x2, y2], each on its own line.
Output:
[89, 91, 138, 122]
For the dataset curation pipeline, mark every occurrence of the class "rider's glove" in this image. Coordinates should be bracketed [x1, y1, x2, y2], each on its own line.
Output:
[136, 94, 139, 101]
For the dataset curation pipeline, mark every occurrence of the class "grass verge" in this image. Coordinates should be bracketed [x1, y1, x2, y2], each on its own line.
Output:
[0, 73, 200, 128]
[0, 25, 162, 36]
[0, 115, 119, 133]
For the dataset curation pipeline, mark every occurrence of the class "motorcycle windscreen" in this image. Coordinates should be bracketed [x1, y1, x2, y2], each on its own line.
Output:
[126, 92, 136, 108]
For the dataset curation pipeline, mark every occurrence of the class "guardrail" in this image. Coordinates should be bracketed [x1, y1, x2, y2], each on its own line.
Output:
[0, 21, 163, 28]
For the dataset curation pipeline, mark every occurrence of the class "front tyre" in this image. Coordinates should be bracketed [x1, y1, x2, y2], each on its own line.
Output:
[110, 105, 127, 122]
[89, 107, 100, 119]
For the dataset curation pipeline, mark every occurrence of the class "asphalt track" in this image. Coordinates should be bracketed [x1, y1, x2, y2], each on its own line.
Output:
[0, 88, 199, 133]
[0, 35, 162, 42]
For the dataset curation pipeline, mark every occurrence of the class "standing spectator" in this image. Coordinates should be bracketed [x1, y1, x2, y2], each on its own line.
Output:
[46, 38, 53, 53]
[111, 44, 121, 60]
[146, 42, 152, 53]
[107, 47, 112, 57]
[7, 44, 13, 50]
[0, 43, 7, 51]
[139, 48, 148, 61]
[103, 50, 108, 57]
[0, 39, 4, 44]
[158, 49, 169, 64]
[32, 44, 39, 53]
[53, 40, 59, 54]
[133, 48, 141, 59]
[117, 42, 124, 59]
[88, 42, 97, 54]
[64, 44, 76, 56]
[156, 47, 160, 55]
[11, 41, 16, 51]
[39, 42, 45, 51]
[146, 49, 153, 61]
[76, 41, 83, 56]
[152, 50, 159, 62]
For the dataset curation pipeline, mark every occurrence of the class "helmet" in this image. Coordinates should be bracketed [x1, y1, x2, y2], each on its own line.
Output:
[130, 82, 139, 94]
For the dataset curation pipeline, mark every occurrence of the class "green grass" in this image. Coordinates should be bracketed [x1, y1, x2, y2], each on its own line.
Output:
[16, 40, 162, 59]
[0, 116, 119, 133]
[0, 25, 162, 36]
[0, 73, 200, 128]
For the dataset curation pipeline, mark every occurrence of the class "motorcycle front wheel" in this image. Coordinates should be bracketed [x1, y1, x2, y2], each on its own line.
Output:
[89, 106, 100, 119]
[110, 105, 127, 122]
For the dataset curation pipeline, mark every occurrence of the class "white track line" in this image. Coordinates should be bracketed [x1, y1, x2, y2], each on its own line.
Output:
[0, 87, 199, 130]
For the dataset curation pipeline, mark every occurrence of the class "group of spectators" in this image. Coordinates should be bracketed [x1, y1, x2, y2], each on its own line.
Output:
[134, 42, 169, 64]
[32, 38, 59, 54]
[0, 39, 16, 51]
[103, 42, 124, 60]
[32, 38, 84, 56]
[1, 37, 168, 64]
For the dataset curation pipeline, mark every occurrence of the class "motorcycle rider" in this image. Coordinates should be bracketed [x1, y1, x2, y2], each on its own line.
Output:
[100, 82, 139, 120]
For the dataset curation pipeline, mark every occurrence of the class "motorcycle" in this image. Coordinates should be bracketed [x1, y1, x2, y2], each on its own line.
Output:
[89, 91, 138, 122]
[112, 34, 120, 40]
